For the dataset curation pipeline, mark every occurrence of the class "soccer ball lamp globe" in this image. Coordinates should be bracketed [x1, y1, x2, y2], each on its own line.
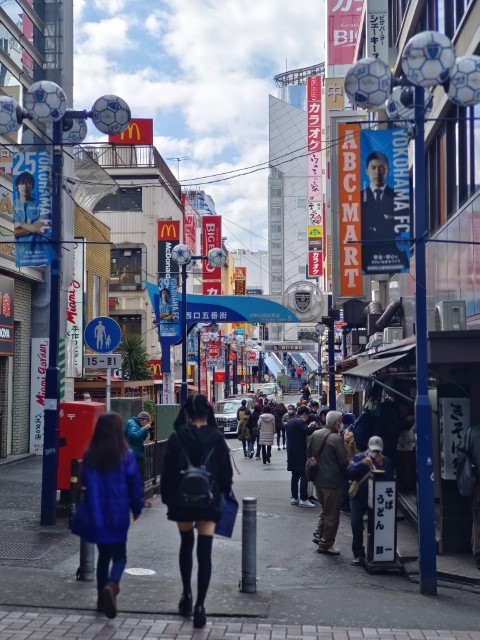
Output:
[207, 248, 226, 268]
[447, 55, 480, 107]
[401, 31, 455, 87]
[344, 57, 392, 110]
[63, 110, 88, 144]
[386, 86, 432, 125]
[171, 244, 192, 265]
[0, 95, 22, 135]
[24, 80, 67, 124]
[91, 95, 131, 135]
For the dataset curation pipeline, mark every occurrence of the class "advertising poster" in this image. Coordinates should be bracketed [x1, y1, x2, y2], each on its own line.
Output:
[0, 275, 14, 356]
[158, 220, 180, 279]
[13, 150, 52, 267]
[360, 128, 410, 274]
[158, 276, 180, 338]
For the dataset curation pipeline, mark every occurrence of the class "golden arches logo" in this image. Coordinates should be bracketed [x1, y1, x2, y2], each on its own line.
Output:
[158, 222, 179, 240]
[119, 122, 141, 141]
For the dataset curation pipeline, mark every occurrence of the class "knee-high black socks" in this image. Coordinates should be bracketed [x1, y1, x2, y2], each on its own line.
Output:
[179, 528, 195, 595]
[196, 534, 213, 608]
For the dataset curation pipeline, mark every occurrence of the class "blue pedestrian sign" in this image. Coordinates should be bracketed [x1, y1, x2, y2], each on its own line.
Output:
[84, 316, 122, 354]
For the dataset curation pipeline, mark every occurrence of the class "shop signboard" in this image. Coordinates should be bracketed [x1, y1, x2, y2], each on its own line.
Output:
[0, 274, 14, 356]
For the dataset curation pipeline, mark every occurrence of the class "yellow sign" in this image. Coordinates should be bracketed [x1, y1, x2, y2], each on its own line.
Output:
[308, 226, 323, 238]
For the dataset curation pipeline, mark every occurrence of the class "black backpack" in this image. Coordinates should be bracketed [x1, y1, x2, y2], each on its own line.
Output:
[176, 435, 215, 508]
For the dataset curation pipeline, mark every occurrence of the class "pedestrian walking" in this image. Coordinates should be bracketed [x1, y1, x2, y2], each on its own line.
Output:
[247, 404, 262, 458]
[296, 366, 303, 381]
[347, 436, 393, 565]
[274, 402, 288, 450]
[258, 405, 275, 464]
[160, 394, 233, 629]
[71, 412, 144, 619]
[286, 405, 317, 508]
[290, 367, 296, 380]
[237, 408, 251, 458]
[124, 411, 152, 507]
[307, 411, 348, 555]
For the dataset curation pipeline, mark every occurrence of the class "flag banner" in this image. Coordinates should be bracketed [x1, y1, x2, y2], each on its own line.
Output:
[13, 151, 52, 267]
[360, 128, 410, 274]
[158, 276, 180, 338]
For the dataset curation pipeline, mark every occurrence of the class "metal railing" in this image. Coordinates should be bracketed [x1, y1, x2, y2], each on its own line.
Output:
[144, 440, 168, 494]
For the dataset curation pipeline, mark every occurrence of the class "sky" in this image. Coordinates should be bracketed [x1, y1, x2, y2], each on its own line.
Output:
[73, 0, 326, 252]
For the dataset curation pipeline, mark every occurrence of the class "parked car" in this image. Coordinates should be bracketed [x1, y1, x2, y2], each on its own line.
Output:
[214, 397, 254, 436]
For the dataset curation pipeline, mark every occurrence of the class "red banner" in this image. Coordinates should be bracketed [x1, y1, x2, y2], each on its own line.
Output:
[108, 118, 153, 145]
[308, 251, 323, 277]
[182, 195, 197, 253]
[201, 215, 222, 295]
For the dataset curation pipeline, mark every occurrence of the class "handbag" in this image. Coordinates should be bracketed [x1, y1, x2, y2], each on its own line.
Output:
[456, 427, 477, 497]
[214, 490, 239, 537]
[305, 432, 332, 482]
[348, 473, 370, 499]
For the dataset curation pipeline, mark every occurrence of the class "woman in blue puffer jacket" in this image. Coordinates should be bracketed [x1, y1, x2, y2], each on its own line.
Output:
[72, 412, 143, 619]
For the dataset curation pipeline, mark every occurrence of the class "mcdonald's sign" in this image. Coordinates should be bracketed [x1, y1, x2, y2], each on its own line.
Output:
[158, 221, 179, 241]
[148, 359, 162, 380]
[108, 118, 153, 145]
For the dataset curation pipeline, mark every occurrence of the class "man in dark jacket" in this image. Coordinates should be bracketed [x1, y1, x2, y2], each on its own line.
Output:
[347, 435, 393, 565]
[307, 410, 348, 555]
[286, 406, 317, 508]
[124, 411, 151, 507]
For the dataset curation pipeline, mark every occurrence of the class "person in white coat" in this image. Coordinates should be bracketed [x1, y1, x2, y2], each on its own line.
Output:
[258, 405, 276, 464]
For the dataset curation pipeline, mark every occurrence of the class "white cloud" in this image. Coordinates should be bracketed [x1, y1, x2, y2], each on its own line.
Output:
[74, 0, 325, 251]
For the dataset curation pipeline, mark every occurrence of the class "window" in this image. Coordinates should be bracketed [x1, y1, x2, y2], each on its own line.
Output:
[298, 231, 307, 241]
[111, 247, 145, 291]
[270, 224, 282, 233]
[116, 314, 142, 336]
[94, 187, 143, 212]
[271, 206, 282, 222]
[93, 275, 101, 318]
[270, 187, 282, 198]
[299, 265, 306, 274]
[297, 198, 306, 208]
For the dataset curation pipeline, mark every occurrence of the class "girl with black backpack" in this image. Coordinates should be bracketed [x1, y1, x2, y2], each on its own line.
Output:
[160, 394, 233, 628]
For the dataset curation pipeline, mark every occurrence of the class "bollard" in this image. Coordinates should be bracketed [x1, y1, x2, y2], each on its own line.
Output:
[241, 496, 257, 593]
[72, 459, 95, 582]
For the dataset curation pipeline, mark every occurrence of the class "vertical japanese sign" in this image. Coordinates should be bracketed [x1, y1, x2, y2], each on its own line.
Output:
[0, 275, 14, 356]
[327, 0, 363, 68]
[439, 398, 470, 480]
[323, 78, 346, 292]
[307, 76, 323, 278]
[29, 338, 48, 454]
[158, 220, 180, 279]
[66, 239, 85, 377]
[13, 150, 52, 267]
[368, 479, 396, 563]
[360, 128, 410, 274]
[366, 0, 389, 62]
[158, 276, 180, 338]
[338, 123, 363, 297]
[233, 267, 246, 295]
[182, 194, 197, 253]
[201, 215, 222, 295]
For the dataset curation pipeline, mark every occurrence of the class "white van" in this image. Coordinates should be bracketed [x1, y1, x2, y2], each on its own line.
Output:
[214, 398, 254, 436]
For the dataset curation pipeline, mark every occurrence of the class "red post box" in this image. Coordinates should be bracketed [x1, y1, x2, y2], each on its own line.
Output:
[57, 401, 106, 490]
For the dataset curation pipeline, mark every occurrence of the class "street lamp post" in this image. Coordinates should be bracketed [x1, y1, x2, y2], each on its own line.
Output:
[171, 245, 225, 405]
[0, 82, 131, 526]
[344, 31, 480, 595]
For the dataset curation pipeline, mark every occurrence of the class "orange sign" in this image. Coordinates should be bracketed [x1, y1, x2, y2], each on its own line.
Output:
[158, 220, 180, 241]
[338, 123, 363, 297]
[108, 118, 153, 145]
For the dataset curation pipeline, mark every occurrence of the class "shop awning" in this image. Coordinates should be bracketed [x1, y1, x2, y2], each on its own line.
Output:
[343, 352, 408, 387]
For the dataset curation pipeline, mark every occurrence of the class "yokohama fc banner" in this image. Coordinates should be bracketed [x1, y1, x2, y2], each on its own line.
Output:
[360, 128, 410, 274]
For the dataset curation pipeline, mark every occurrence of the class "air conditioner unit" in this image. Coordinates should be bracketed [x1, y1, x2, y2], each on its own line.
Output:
[435, 300, 466, 331]
[383, 327, 403, 345]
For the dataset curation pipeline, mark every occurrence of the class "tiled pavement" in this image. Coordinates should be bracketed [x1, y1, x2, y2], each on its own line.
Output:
[0, 611, 479, 640]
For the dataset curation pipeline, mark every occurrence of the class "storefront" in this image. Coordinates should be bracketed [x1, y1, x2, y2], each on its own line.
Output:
[341, 333, 480, 553]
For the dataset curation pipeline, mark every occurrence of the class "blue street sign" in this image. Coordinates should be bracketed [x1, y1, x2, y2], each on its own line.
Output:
[84, 316, 122, 353]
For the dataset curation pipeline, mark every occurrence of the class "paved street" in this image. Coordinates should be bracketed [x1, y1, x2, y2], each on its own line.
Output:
[1, 438, 480, 637]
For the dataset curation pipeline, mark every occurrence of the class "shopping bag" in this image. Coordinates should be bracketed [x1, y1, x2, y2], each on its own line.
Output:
[214, 490, 239, 538]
